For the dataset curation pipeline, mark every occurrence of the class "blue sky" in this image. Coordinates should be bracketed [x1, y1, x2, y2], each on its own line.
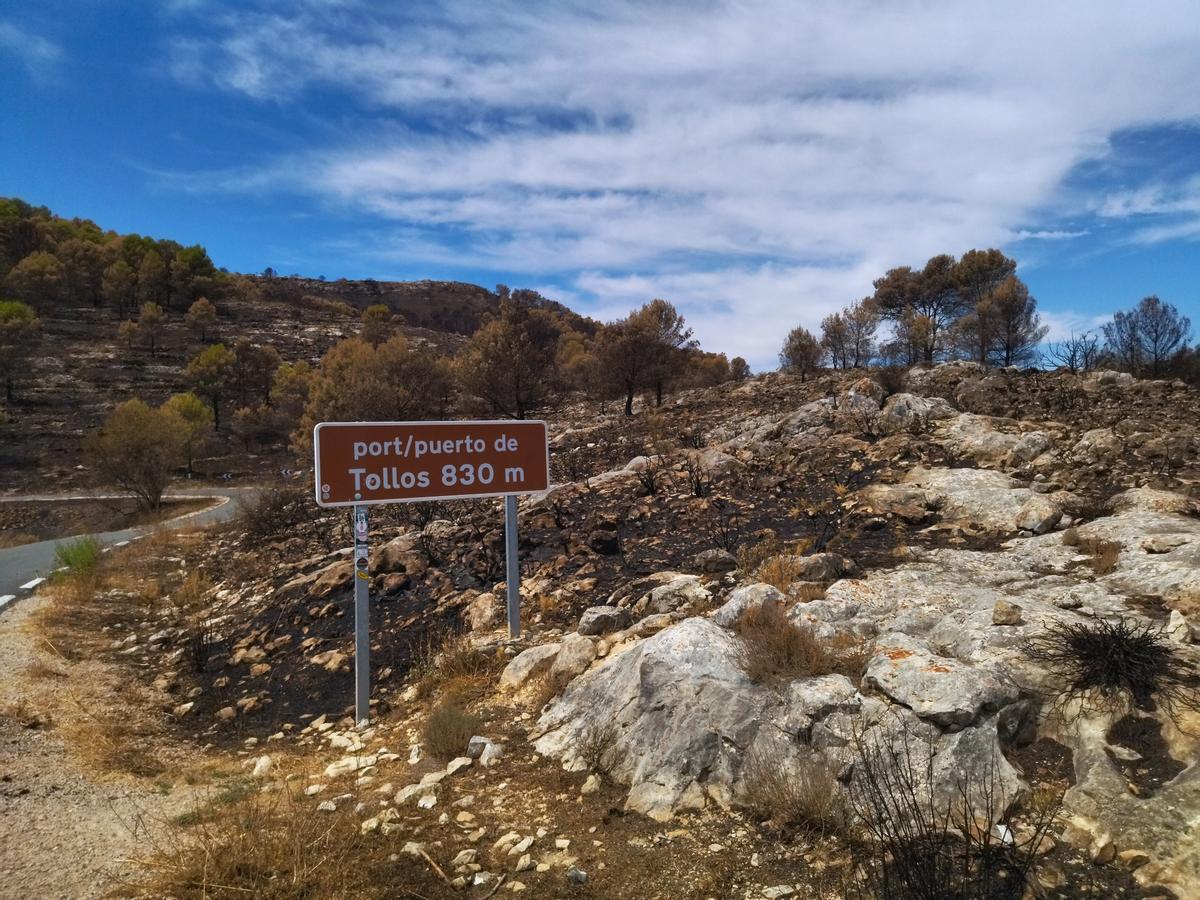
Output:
[2, 1, 1199, 369]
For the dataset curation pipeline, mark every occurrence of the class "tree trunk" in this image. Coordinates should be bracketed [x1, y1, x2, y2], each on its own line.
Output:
[655, 379, 663, 407]
[5, 375, 12, 404]
[211, 396, 220, 430]
[624, 384, 634, 417]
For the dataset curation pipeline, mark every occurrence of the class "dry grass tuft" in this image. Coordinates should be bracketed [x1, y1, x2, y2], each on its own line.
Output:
[740, 749, 848, 835]
[138, 780, 434, 899]
[423, 701, 480, 761]
[733, 602, 870, 684]
[414, 630, 505, 701]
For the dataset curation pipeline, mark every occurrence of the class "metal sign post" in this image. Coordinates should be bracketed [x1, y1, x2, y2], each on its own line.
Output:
[313, 420, 551, 724]
[504, 494, 520, 639]
[352, 505, 370, 726]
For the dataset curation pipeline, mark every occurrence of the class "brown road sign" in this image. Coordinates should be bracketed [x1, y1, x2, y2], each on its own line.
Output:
[314, 420, 550, 508]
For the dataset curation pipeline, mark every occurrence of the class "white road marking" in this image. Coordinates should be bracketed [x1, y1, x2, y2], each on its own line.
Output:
[19, 577, 45, 591]
[0, 595, 16, 608]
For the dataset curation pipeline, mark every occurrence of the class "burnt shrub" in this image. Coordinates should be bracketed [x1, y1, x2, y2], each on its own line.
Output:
[849, 724, 1061, 900]
[1026, 617, 1200, 719]
[423, 701, 481, 760]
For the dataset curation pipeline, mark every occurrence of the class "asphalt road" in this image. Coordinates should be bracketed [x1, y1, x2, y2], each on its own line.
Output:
[0, 488, 254, 608]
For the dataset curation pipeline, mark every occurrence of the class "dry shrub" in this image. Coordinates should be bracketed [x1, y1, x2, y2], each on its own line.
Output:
[0, 696, 52, 729]
[527, 671, 564, 712]
[140, 781, 433, 899]
[737, 533, 784, 573]
[575, 719, 622, 778]
[740, 749, 847, 835]
[1086, 539, 1121, 575]
[423, 701, 480, 760]
[0, 530, 38, 548]
[414, 630, 505, 700]
[849, 723, 1062, 900]
[1060, 526, 1080, 547]
[755, 554, 808, 592]
[733, 602, 871, 683]
[791, 582, 827, 603]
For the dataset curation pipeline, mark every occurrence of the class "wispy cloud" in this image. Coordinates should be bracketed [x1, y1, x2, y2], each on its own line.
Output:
[161, 1, 1200, 366]
[0, 20, 62, 81]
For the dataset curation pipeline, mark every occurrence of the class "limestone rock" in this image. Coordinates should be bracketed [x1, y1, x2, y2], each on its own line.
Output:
[863, 634, 1019, 729]
[551, 633, 597, 682]
[991, 600, 1023, 626]
[694, 549, 737, 574]
[712, 583, 784, 628]
[578, 606, 631, 635]
[1015, 496, 1062, 534]
[499, 643, 563, 690]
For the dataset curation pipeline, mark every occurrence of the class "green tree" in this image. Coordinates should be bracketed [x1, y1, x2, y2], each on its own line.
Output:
[170, 245, 218, 309]
[730, 357, 751, 380]
[779, 326, 823, 381]
[871, 254, 964, 364]
[57, 238, 106, 307]
[136, 250, 168, 306]
[455, 301, 560, 419]
[101, 259, 137, 314]
[4, 251, 63, 309]
[360, 303, 396, 347]
[0, 300, 41, 403]
[161, 392, 214, 476]
[84, 399, 186, 510]
[186, 342, 236, 428]
[185, 297, 218, 342]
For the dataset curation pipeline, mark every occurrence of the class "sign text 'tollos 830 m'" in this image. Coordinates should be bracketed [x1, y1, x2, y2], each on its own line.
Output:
[313, 420, 550, 507]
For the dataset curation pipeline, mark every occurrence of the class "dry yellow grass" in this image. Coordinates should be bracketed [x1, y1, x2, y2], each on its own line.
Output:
[733, 602, 871, 684]
[740, 749, 848, 835]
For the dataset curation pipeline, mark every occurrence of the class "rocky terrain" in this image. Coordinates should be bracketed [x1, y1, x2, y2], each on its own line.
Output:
[4, 362, 1199, 898]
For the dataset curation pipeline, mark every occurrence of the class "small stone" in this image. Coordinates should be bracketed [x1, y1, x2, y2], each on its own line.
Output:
[1117, 848, 1150, 869]
[305, 784, 325, 796]
[581, 774, 600, 795]
[446, 756, 473, 776]
[417, 794, 437, 809]
[567, 866, 588, 885]
[172, 702, 194, 718]
[317, 800, 337, 812]
[515, 853, 533, 872]
[452, 849, 478, 868]
[1166, 610, 1192, 644]
[216, 706, 236, 722]
[509, 882, 526, 893]
[992, 599, 1023, 626]
[762, 888, 796, 899]
[251, 755, 273, 778]
[361, 817, 380, 834]
[509, 836, 534, 855]
[1092, 839, 1116, 865]
[555, 838, 570, 850]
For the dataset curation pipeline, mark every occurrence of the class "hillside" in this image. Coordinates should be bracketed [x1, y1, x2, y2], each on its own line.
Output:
[0, 198, 595, 491]
[3, 362, 1198, 898]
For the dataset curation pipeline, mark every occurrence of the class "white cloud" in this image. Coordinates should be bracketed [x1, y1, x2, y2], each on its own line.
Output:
[167, 1, 1200, 367]
[0, 20, 62, 79]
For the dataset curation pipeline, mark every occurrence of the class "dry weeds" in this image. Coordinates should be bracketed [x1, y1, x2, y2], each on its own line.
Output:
[740, 749, 848, 835]
[733, 602, 871, 684]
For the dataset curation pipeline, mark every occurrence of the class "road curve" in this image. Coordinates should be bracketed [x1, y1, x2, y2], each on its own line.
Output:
[0, 488, 255, 607]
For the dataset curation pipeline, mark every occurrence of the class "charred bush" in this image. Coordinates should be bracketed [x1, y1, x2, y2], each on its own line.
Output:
[1025, 617, 1200, 720]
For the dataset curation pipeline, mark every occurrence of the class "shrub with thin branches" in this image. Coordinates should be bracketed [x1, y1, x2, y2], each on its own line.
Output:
[740, 749, 847, 835]
[1025, 617, 1200, 720]
[423, 701, 480, 760]
[849, 724, 1061, 900]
